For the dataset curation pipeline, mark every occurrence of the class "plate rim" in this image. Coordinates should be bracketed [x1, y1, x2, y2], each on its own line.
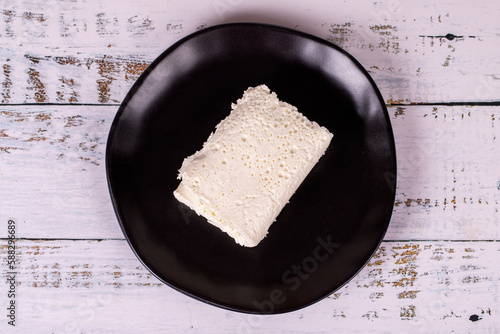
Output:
[105, 22, 397, 314]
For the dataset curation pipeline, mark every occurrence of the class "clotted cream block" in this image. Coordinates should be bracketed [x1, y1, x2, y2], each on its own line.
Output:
[173, 85, 333, 247]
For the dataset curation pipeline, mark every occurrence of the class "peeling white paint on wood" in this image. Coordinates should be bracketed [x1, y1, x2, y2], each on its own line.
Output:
[0, 239, 498, 332]
[0, 105, 498, 240]
[0, 0, 499, 332]
[0, 106, 122, 239]
[0, 0, 499, 104]
[391, 105, 500, 240]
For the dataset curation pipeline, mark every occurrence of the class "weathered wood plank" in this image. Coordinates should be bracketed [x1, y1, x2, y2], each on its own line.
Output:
[0, 239, 498, 332]
[0, 1, 498, 332]
[0, 0, 499, 104]
[0, 105, 123, 238]
[391, 105, 500, 240]
[0, 105, 498, 240]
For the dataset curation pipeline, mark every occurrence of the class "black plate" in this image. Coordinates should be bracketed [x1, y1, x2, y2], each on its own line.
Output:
[106, 23, 396, 314]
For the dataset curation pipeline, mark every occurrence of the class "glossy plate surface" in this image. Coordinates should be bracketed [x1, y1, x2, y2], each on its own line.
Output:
[106, 23, 396, 314]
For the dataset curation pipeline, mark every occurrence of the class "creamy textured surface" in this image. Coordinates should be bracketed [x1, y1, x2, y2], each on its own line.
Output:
[173, 85, 333, 247]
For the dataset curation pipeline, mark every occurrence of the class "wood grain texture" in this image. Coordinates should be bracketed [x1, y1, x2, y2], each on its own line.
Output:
[1, 0, 499, 331]
[0, 0, 499, 104]
[391, 105, 500, 240]
[0, 105, 123, 239]
[1, 105, 498, 240]
[0, 239, 498, 333]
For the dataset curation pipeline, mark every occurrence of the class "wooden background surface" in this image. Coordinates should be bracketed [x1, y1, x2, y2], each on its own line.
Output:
[1, 0, 499, 332]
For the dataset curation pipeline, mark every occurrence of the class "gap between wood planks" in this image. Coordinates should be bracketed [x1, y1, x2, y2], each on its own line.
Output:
[0, 238, 499, 242]
[2, 101, 500, 107]
[390, 101, 500, 106]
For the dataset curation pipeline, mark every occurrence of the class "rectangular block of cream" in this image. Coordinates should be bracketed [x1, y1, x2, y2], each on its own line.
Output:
[174, 85, 333, 247]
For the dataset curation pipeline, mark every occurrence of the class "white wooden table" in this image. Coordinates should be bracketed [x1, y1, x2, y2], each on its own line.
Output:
[1, 0, 499, 332]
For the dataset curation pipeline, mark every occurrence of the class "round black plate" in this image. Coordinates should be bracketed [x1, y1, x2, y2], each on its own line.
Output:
[106, 23, 396, 314]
